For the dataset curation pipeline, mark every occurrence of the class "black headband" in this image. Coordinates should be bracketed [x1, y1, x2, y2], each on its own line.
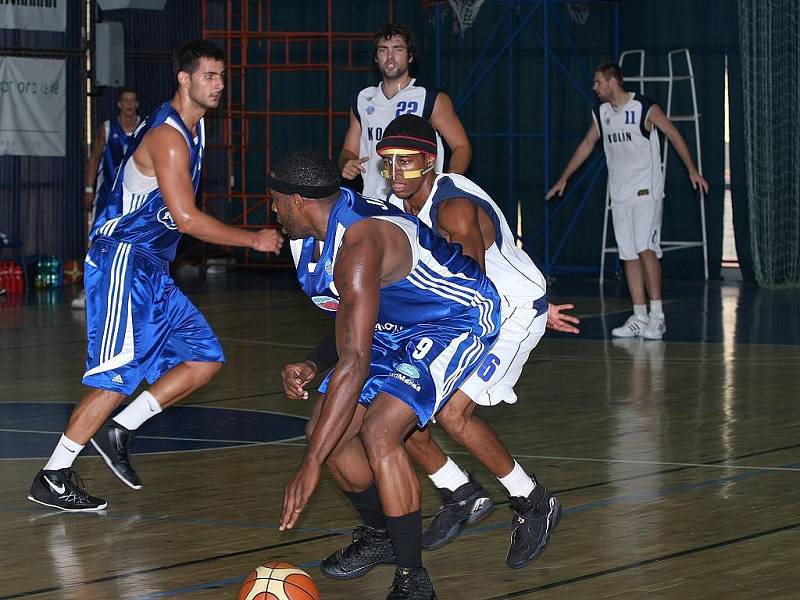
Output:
[267, 173, 340, 199]
[376, 133, 437, 156]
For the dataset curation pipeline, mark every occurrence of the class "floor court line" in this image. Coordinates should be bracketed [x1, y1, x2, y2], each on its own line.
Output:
[3, 462, 794, 597]
[111, 462, 800, 599]
[0, 533, 343, 600]
[0, 428, 278, 445]
[138, 521, 800, 600]
[481, 521, 800, 599]
[5, 429, 797, 472]
[0, 454, 769, 533]
[235, 443, 800, 473]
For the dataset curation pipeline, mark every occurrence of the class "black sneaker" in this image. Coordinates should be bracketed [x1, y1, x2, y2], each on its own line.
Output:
[505, 485, 562, 569]
[386, 567, 437, 600]
[422, 477, 494, 550]
[90, 420, 142, 490]
[28, 468, 107, 512]
[321, 526, 396, 579]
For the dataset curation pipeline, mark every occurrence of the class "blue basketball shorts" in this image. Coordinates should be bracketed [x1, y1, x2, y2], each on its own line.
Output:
[82, 239, 225, 395]
[319, 324, 498, 426]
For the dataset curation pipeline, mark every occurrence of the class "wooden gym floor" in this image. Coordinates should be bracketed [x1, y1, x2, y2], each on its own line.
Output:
[1, 272, 799, 599]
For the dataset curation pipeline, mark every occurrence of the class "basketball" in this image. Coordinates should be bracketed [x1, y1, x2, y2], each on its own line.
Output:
[238, 562, 320, 600]
[62, 259, 83, 285]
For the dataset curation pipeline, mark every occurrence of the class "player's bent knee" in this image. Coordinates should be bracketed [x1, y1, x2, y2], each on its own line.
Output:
[437, 412, 470, 442]
[405, 428, 434, 453]
[359, 418, 397, 458]
[436, 400, 472, 440]
[186, 360, 223, 387]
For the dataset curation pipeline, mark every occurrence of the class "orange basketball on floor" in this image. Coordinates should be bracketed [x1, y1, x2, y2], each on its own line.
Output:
[238, 561, 320, 600]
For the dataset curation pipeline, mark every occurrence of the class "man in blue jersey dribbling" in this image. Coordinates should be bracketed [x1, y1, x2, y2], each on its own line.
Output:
[28, 40, 283, 513]
[271, 149, 500, 600]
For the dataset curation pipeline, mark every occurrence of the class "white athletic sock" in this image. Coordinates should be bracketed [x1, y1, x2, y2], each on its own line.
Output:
[113, 390, 162, 431]
[649, 299, 663, 317]
[428, 457, 470, 492]
[44, 434, 84, 471]
[633, 304, 648, 320]
[498, 460, 535, 498]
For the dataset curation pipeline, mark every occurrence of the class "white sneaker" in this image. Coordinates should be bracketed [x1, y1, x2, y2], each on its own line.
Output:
[611, 315, 648, 338]
[70, 290, 86, 309]
[642, 314, 666, 340]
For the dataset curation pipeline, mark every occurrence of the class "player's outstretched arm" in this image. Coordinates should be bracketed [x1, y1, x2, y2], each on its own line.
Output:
[146, 126, 284, 253]
[431, 92, 471, 174]
[280, 225, 383, 531]
[647, 105, 709, 194]
[545, 124, 600, 200]
[339, 111, 368, 180]
[436, 197, 488, 272]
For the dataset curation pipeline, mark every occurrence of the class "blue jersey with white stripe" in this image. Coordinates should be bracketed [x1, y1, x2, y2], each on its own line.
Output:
[90, 102, 204, 261]
[290, 188, 500, 343]
[93, 117, 137, 218]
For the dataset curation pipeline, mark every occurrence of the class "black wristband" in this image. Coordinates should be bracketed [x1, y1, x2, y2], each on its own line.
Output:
[304, 330, 338, 373]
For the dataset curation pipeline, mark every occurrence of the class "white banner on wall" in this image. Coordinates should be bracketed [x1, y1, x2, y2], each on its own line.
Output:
[0, 0, 67, 32]
[0, 56, 66, 157]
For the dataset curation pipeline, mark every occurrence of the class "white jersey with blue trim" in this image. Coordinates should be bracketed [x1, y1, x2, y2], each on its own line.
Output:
[388, 174, 547, 309]
[289, 188, 499, 342]
[354, 78, 445, 199]
[592, 92, 664, 203]
[90, 102, 204, 261]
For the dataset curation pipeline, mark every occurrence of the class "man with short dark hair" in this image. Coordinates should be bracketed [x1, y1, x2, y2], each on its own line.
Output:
[28, 40, 283, 512]
[271, 148, 500, 599]
[339, 22, 471, 199]
[547, 62, 708, 340]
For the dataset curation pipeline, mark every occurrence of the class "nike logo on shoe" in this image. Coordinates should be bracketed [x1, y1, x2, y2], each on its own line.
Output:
[471, 498, 488, 514]
[43, 476, 65, 495]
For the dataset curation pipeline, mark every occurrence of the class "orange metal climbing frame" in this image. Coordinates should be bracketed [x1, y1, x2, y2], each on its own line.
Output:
[191, 0, 394, 269]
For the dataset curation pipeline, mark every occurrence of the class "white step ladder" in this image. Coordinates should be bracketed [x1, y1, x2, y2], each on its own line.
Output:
[599, 48, 708, 283]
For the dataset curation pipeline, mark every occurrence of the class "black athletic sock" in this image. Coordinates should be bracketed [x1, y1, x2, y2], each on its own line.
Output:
[343, 483, 387, 530]
[385, 510, 423, 569]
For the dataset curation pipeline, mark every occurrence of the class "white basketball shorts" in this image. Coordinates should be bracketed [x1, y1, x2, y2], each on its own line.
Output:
[611, 196, 664, 261]
[459, 299, 548, 406]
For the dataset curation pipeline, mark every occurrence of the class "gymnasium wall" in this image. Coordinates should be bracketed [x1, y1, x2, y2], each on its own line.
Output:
[1, 0, 744, 281]
[427, 0, 740, 280]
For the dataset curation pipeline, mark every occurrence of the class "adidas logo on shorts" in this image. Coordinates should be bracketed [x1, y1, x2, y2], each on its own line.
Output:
[112, 374, 124, 384]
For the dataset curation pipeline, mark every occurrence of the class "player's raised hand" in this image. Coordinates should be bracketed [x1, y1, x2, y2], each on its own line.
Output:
[281, 361, 317, 400]
[545, 178, 568, 201]
[689, 171, 709, 194]
[341, 157, 369, 180]
[252, 228, 284, 254]
[279, 460, 321, 531]
[547, 303, 581, 334]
